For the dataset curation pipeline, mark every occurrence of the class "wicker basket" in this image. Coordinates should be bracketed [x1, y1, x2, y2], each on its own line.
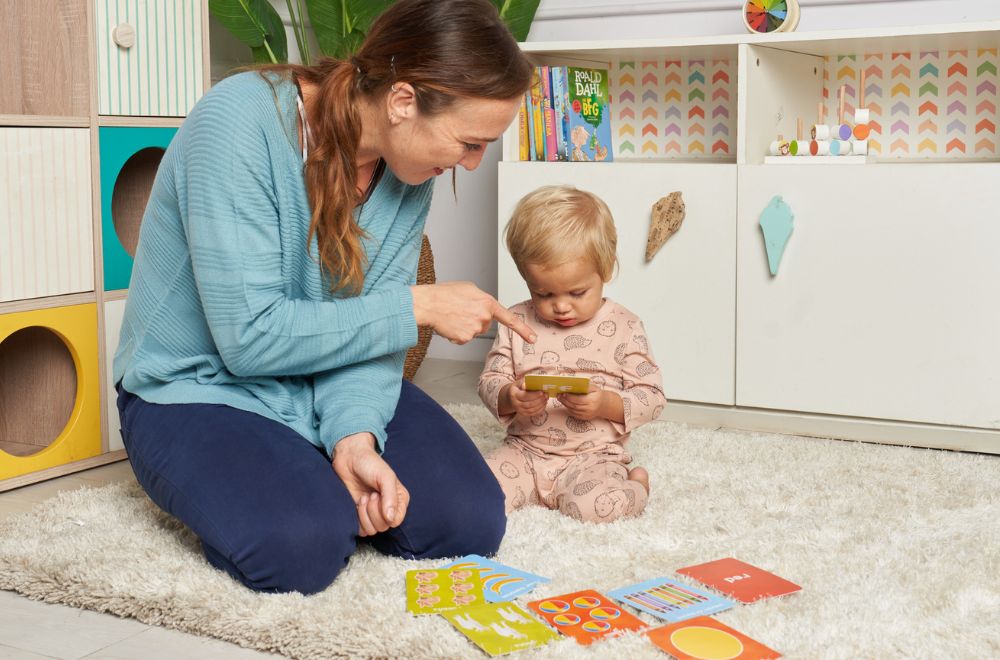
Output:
[403, 235, 435, 381]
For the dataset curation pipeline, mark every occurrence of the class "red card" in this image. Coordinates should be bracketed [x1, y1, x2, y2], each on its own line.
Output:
[527, 589, 647, 645]
[646, 616, 781, 659]
[676, 558, 800, 603]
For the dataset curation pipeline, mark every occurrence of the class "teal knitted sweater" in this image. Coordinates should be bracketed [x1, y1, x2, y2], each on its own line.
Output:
[113, 72, 432, 455]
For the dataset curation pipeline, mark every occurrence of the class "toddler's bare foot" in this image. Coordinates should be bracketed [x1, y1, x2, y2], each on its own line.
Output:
[628, 467, 649, 494]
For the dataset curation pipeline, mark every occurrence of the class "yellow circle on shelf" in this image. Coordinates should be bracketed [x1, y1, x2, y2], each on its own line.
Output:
[670, 626, 745, 660]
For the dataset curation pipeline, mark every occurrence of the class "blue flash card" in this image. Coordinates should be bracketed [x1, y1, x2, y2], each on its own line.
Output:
[441, 555, 549, 602]
[608, 577, 734, 623]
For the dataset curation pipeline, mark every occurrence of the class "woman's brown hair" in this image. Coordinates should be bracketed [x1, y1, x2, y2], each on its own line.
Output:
[263, 0, 533, 294]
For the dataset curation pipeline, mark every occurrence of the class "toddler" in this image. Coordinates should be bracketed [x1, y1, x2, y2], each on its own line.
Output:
[479, 185, 666, 523]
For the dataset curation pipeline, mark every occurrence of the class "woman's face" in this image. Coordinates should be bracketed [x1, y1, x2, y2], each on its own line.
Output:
[384, 94, 522, 185]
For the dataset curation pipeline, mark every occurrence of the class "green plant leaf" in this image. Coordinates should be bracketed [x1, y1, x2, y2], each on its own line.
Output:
[209, 0, 288, 63]
[491, 0, 541, 41]
[305, 0, 394, 59]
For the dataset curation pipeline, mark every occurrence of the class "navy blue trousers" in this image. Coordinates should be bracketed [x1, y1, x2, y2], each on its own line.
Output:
[117, 380, 506, 595]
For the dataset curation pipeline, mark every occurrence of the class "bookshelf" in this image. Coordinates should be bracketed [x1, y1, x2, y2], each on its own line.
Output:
[0, 0, 209, 490]
[499, 22, 1000, 453]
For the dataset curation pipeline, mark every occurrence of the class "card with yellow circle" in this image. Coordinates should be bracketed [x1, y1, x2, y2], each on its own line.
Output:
[527, 589, 647, 645]
[646, 616, 780, 659]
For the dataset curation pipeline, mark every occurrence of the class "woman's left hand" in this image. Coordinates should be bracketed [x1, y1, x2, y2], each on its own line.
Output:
[332, 432, 410, 536]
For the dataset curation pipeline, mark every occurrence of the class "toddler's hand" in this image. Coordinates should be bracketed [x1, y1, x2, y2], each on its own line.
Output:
[558, 389, 608, 421]
[504, 381, 548, 417]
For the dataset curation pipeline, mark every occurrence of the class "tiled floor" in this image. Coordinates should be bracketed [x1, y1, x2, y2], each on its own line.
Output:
[0, 358, 483, 659]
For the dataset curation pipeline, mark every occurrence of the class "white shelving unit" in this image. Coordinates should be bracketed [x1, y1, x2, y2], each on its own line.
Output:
[499, 22, 1000, 454]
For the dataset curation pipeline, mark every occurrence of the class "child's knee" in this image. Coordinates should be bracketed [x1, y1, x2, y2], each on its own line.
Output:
[485, 449, 536, 513]
[559, 480, 647, 523]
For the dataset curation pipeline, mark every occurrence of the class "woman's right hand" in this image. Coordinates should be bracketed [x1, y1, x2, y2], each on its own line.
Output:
[332, 432, 410, 536]
[411, 282, 536, 345]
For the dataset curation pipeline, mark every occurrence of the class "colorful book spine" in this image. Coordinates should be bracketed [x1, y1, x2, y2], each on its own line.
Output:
[524, 85, 536, 160]
[529, 67, 546, 161]
[540, 66, 559, 162]
[550, 66, 569, 161]
[566, 66, 613, 162]
[518, 93, 530, 161]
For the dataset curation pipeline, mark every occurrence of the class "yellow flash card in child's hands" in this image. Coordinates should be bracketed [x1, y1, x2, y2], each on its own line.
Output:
[523, 374, 590, 397]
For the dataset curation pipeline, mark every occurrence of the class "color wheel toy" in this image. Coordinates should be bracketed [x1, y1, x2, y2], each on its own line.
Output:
[743, 0, 800, 34]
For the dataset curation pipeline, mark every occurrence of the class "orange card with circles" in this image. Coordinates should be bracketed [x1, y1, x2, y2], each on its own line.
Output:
[646, 616, 780, 659]
[527, 589, 647, 645]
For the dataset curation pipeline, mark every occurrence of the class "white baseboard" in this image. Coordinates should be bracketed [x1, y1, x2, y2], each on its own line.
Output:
[425, 335, 493, 362]
[662, 401, 1000, 455]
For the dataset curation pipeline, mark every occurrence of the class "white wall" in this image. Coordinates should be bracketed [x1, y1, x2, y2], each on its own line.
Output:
[210, 0, 1000, 361]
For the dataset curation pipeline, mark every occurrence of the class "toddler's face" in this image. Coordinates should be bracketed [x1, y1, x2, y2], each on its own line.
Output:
[522, 259, 605, 328]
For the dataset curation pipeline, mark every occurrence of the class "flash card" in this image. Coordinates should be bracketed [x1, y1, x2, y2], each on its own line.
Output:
[524, 374, 590, 397]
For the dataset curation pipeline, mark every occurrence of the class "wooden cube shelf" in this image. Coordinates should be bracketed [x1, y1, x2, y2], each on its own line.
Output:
[103, 298, 127, 452]
[99, 126, 177, 291]
[95, 0, 205, 116]
[0, 127, 95, 303]
[0, 303, 102, 482]
[0, 0, 90, 118]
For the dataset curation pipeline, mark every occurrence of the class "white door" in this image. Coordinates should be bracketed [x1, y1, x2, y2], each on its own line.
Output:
[737, 164, 1000, 429]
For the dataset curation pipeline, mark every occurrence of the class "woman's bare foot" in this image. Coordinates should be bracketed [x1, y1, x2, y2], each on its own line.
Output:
[628, 466, 649, 494]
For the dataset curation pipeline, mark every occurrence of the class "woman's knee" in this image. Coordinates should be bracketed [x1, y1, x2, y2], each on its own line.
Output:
[427, 476, 508, 558]
[212, 518, 358, 595]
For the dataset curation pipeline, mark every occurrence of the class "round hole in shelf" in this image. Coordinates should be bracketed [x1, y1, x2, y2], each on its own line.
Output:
[112, 147, 166, 257]
[756, 58, 760, 67]
[0, 327, 77, 458]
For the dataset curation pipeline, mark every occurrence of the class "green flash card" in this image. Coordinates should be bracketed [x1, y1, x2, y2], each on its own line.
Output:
[441, 603, 560, 656]
[406, 567, 485, 615]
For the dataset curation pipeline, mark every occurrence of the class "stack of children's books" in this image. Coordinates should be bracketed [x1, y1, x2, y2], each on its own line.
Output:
[519, 66, 613, 162]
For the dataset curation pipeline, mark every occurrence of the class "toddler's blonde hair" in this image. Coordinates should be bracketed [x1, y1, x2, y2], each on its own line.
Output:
[504, 185, 618, 282]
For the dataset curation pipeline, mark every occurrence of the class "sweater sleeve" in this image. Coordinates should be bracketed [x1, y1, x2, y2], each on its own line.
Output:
[312, 181, 433, 455]
[178, 83, 418, 379]
[612, 319, 668, 434]
[478, 324, 517, 427]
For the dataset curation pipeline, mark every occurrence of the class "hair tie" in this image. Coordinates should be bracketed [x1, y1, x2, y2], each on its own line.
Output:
[349, 56, 363, 75]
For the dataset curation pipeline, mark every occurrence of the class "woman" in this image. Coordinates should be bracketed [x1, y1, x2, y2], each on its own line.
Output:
[113, 0, 535, 594]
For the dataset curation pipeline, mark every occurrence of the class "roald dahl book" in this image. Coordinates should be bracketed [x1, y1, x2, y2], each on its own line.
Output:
[565, 67, 612, 162]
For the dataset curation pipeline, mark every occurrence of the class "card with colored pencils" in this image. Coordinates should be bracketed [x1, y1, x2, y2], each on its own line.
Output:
[608, 577, 734, 623]
[676, 558, 801, 603]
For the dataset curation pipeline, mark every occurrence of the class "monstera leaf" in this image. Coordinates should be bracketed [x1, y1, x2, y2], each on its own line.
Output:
[305, 0, 394, 59]
[489, 0, 541, 41]
[209, 0, 288, 63]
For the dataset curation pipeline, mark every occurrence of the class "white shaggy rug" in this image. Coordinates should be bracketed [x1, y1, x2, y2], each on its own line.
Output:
[2, 404, 999, 659]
